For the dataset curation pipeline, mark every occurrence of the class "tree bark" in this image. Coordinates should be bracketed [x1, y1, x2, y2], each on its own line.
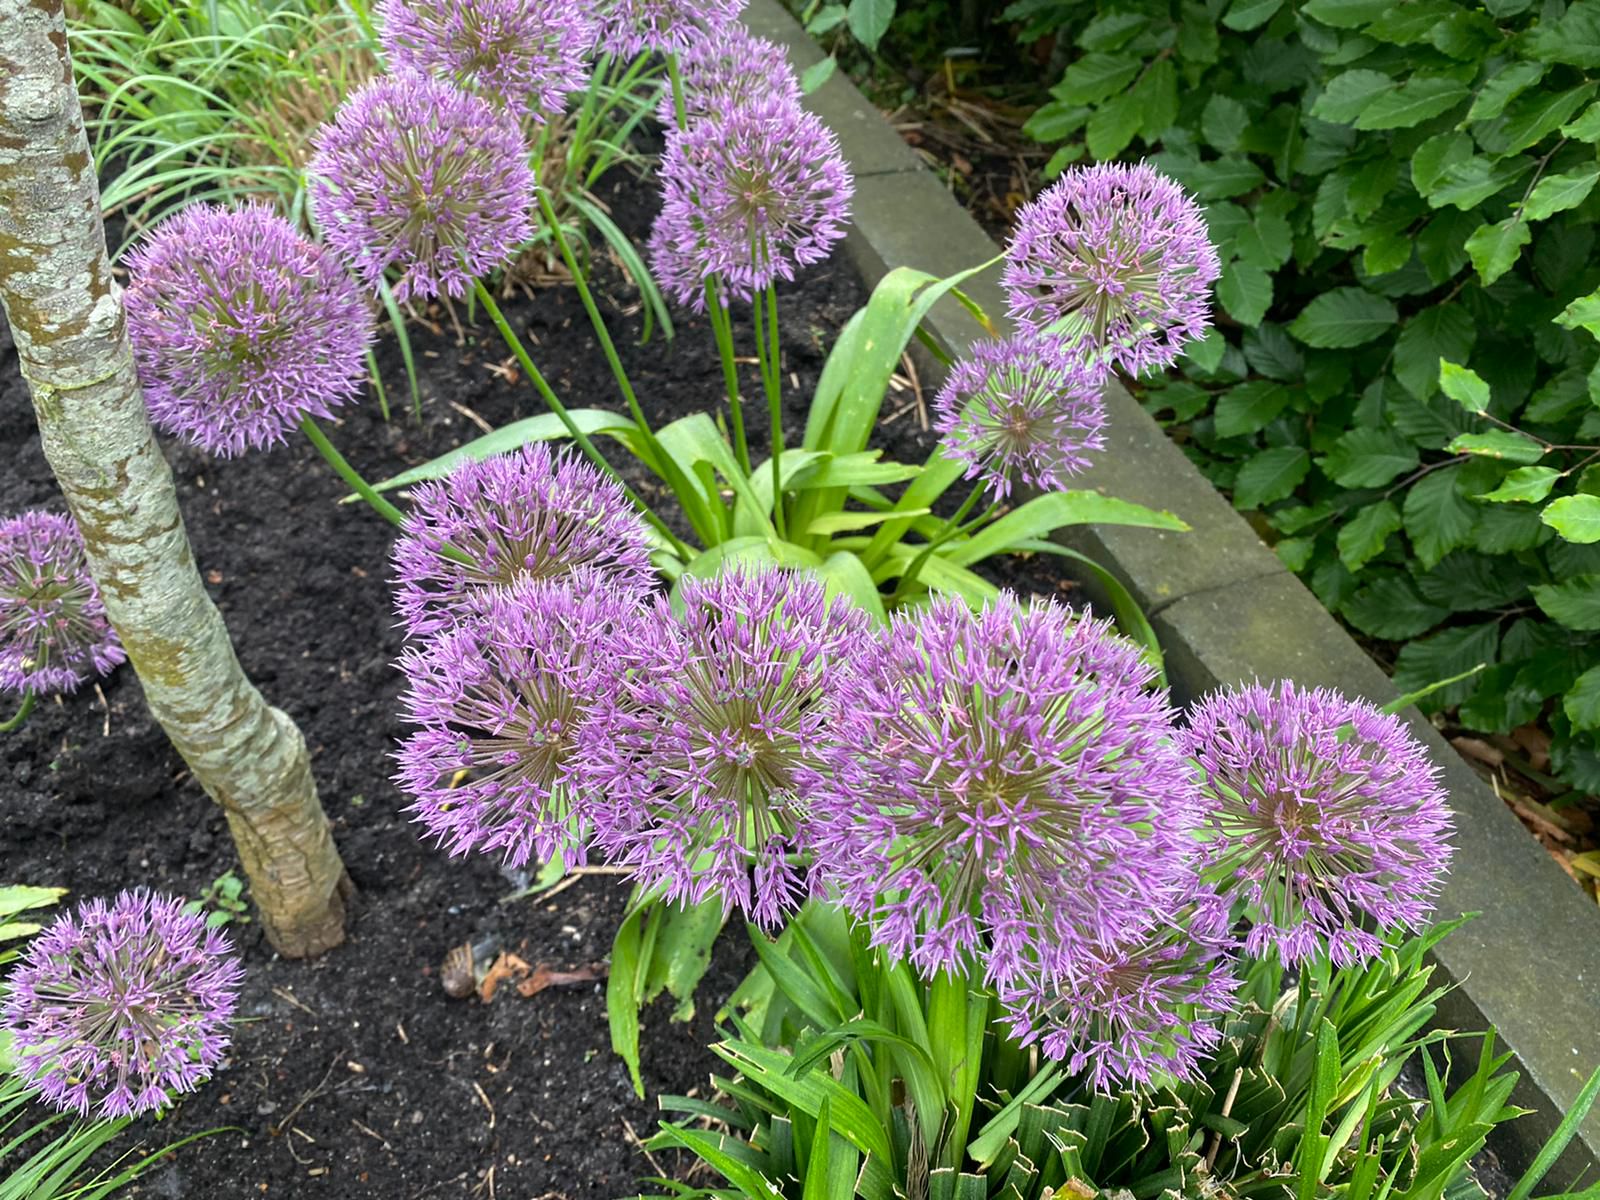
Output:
[0, 0, 351, 958]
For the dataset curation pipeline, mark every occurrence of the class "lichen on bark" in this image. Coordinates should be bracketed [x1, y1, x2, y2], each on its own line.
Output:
[0, 0, 351, 958]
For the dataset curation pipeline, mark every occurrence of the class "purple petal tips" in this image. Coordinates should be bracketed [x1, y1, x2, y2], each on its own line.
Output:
[395, 572, 642, 870]
[586, 567, 871, 928]
[933, 333, 1108, 500]
[1, 890, 243, 1119]
[808, 593, 1202, 986]
[1183, 680, 1454, 968]
[0, 510, 124, 696]
[309, 73, 535, 302]
[1003, 162, 1220, 379]
[594, 0, 746, 58]
[656, 25, 801, 127]
[390, 442, 655, 639]
[378, 0, 596, 119]
[123, 202, 375, 457]
[648, 95, 853, 311]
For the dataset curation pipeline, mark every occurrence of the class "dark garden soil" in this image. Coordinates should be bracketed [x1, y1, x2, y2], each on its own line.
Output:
[0, 164, 1069, 1199]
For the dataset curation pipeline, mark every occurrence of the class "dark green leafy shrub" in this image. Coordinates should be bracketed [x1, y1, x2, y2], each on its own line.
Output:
[1013, 0, 1600, 795]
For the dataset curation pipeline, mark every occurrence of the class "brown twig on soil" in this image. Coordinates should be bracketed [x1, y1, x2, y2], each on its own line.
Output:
[270, 1054, 341, 1138]
[623, 1117, 667, 1180]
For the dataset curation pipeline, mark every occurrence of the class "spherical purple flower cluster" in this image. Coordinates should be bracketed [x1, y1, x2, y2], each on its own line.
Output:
[1000, 890, 1239, 1088]
[649, 94, 852, 310]
[1183, 681, 1453, 967]
[391, 442, 655, 638]
[378, 0, 596, 119]
[1003, 162, 1220, 379]
[1, 890, 242, 1119]
[123, 202, 374, 458]
[808, 593, 1200, 985]
[309, 73, 535, 302]
[656, 25, 800, 127]
[587, 568, 867, 928]
[933, 333, 1107, 500]
[396, 573, 640, 869]
[0, 511, 124, 696]
[594, 0, 745, 57]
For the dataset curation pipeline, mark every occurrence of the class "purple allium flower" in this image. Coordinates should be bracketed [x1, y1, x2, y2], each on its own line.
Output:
[586, 567, 870, 928]
[0, 511, 124, 696]
[309, 73, 535, 302]
[999, 889, 1239, 1090]
[648, 95, 853, 311]
[1, 890, 242, 1119]
[808, 593, 1199, 985]
[656, 25, 800, 127]
[378, 0, 596, 118]
[1003, 162, 1220, 378]
[123, 202, 374, 458]
[1183, 681, 1453, 968]
[933, 333, 1107, 500]
[390, 442, 655, 638]
[396, 573, 639, 870]
[594, 0, 744, 57]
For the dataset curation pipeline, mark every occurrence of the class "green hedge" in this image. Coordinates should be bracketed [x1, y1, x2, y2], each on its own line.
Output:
[1013, 0, 1600, 795]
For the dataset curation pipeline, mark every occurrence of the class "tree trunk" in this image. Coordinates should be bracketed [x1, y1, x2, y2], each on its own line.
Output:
[0, 0, 351, 958]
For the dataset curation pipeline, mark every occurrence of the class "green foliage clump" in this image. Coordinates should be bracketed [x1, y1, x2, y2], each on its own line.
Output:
[1015, 0, 1600, 796]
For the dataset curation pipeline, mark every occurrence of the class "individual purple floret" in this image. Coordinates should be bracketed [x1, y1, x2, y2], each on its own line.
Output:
[655, 25, 800, 127]
[1183, 680, 1453, 968]
[396, 573, 640, 870]
[1003, 162, 1220, 379]
[1, 890, 243, 1119]
[933, 333, 1107, 500]
[390, 442, 655, 639]
[1000, 889, 1239, 1090]
[594, 0, 744, 57]
[585, 567, 870, 928]
[808, 593, 1200, 985]
[309, 73, 535, 302]
[648, 95, 853, 311]
[0, 511, 124, 696]
[123, 202, 375, 458]
[378, 0, 596, 119]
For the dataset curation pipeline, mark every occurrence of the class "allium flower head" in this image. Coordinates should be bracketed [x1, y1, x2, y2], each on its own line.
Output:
[594, 0, 744, 57]
[397, 573, 640, 869]
[124, 202, 374, 457]
[378, 0, 596, 118]
[649, 95, 853, 310]
[391, 442, 655, 638]
[809, 594, 1199, 984]
[309, 73, 535, 302]
[586, 568, 870, 928]
[1183, 681, 1453, 968]
[1, 890, 243, 1119]
[1003, 162, 1220, 378]
[1000, 890, 1239, 1091]
[656, 25, 800, 126]
[933, 333, 1107, 500]
[0, 511, 124, 696]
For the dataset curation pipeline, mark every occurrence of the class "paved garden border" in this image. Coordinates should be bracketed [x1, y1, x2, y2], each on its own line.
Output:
[743, 0, 1600, 1173]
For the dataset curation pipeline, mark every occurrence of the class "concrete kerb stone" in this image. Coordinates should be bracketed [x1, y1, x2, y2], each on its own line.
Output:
[744, 0, 1600, 1172]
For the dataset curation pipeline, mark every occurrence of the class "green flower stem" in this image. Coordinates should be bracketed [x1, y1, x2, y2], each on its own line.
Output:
[0, 690, 36, 733]
[885, 485, 993, 608]
[531, 189, 712, 542]
[300, 415, 407, 527]
[752, 283, 787, 539]
[470, 279, 692, 560]
[705, 280, 751, 474]
[666, 53, 689, 130]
